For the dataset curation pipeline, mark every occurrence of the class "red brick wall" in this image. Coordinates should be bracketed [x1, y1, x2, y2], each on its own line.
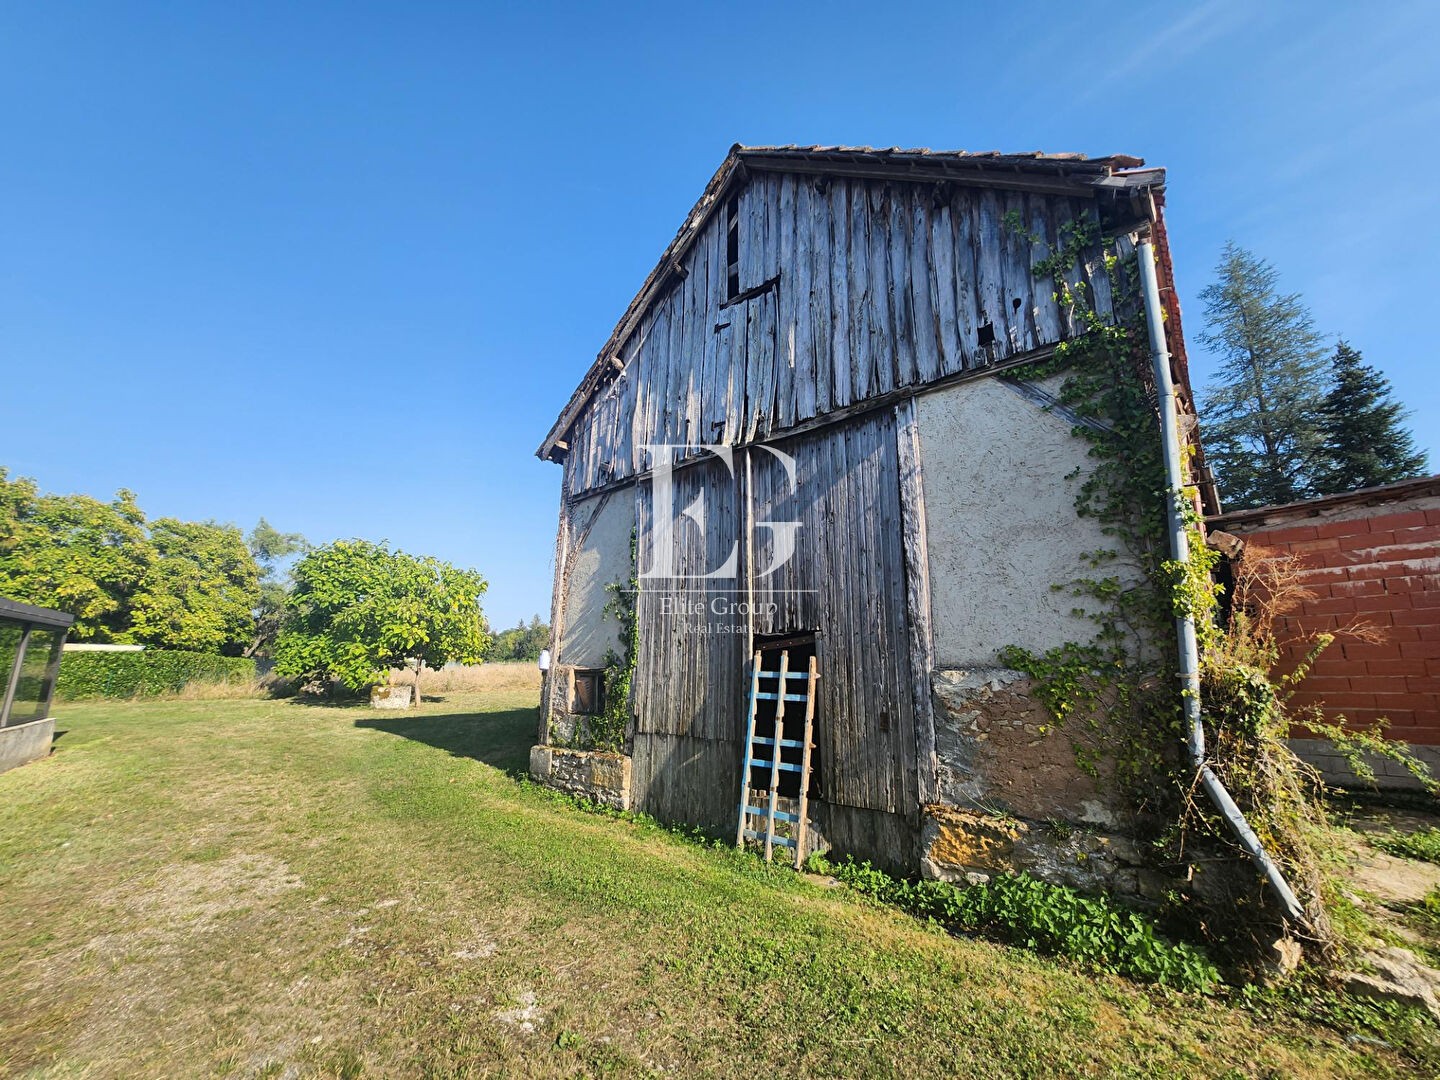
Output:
[1214, 497, 1440, 746]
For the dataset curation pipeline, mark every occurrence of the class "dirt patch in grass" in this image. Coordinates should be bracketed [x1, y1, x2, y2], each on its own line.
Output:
[103, 852, 304, 927]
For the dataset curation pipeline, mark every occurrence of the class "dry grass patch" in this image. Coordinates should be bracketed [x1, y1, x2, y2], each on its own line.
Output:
[385, 661, 540, 697]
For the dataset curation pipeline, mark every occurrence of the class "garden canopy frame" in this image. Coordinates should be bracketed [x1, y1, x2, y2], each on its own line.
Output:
[0, 598, 73, 728]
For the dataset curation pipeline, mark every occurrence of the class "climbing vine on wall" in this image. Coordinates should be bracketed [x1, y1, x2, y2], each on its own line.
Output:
[995, 215, 1197, 813]
[995, 215, 1340, 938]
[589, 529, 639, 752]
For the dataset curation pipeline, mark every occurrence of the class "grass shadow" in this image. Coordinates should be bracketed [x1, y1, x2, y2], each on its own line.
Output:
[355, 704, 536, 779]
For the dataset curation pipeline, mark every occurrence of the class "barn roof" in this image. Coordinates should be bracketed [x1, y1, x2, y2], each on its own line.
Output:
[537, 144, 1165, 461]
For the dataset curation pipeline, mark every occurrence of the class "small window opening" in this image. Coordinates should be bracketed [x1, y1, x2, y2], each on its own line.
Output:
[571, 669, 605, 715]
[725, 193, 741, 301]
[749, 632, 820, 801]
[977, 322, 996, 349]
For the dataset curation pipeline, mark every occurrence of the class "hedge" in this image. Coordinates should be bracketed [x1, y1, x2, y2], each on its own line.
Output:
[57, 650, 257, 700]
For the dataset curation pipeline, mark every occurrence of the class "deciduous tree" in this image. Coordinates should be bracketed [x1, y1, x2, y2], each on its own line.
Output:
[488, 615, 550, 662]
[129, 519, 261, 654]
[0, 468, 152, 641]
[245, 517, 310, 658]
[273, 540, 489, 702]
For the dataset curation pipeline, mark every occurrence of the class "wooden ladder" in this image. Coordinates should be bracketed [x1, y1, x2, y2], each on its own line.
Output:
[735, 649, 819, 869]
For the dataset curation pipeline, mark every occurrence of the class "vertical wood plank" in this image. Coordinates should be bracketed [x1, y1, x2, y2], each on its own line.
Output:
[1027, 194, 1063, 346]
[1082, 201, 1114, 322]
[889, 184, 917, 388]
[737, 650, 761, 847]
[909, 187, 941, 383]
[697, 220, 721, 446]
[951, 189, 979, 368]
[930, 197, 961, 375]
[828, 180, 851, 409]
[810, 178, 834, 418]
[868, 183, 896, 398]
[847, 180, 872, 404]
[775, 173, 798, 431]
[1001, 190, 1036, 353]
[973, 188, 1006, 365]
[792, 176, 817, 422]
[895, 396, 937, 806]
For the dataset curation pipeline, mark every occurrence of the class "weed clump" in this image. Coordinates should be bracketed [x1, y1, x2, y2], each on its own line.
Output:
[1370, 828, 1440, 865]
[808, 854, 1219, 992]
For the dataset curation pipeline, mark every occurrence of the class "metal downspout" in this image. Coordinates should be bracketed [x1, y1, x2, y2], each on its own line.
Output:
[1136, 231, 1305, 922]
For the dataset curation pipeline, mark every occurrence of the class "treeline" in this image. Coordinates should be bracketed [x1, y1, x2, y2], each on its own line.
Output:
[1198, 243, 1428, 510]
[487, 615, 550, 662]
[0, 472, 527, 690]
[0, 469, 279, 654]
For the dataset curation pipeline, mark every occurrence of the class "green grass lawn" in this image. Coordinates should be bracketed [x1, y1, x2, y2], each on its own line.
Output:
[0, 689, 1432, 1078]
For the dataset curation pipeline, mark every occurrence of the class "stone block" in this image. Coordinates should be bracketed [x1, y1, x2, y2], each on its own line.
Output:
[920, 804, 1173, 903]
[370, 685, 412, 709]
[530, 745, 632, 811]
[930, 667, 1127, 827]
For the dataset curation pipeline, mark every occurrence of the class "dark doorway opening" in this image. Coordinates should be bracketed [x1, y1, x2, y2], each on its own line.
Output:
[749, 632, 820, 801]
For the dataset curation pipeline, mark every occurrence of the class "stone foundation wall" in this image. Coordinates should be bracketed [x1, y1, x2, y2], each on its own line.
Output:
[542, 664, 621, 750]
[529, 745, 632, 810]
[921, 805, 1172, 900]
[931, 667, 1126, 829]
[1289, 736, 1440, 791]
[925, 668, 1181, 901]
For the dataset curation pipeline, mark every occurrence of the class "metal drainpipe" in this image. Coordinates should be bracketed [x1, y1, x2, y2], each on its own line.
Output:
[1136, 230, 1306, 922]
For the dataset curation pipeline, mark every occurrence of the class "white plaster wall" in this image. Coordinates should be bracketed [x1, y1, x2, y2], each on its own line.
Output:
[917, 376, 1138, 667]
[560, 491, 635, 668]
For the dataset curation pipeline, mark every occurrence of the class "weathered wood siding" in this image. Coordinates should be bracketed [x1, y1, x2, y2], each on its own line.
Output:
[632, 455, 745, 744]
[628, 454, 746, 833]
[625, 410, 916, 825]
[629, 733, 741, 835]
[747, 410, 917, 816]
[564, 174, 1114, 497]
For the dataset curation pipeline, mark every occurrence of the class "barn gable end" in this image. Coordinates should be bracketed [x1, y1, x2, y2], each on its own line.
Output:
[533, 144, 1202, 887]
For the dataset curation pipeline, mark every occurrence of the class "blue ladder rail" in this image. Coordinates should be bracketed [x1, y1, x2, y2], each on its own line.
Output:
[749, 759, 802, 773]
[750, 736, 806, 749]
[743, 829, 795, 848]
[736, 648, 820, 868]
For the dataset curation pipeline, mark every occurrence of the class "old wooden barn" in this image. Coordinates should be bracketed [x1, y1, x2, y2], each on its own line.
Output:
[530, 144, 1205, 883]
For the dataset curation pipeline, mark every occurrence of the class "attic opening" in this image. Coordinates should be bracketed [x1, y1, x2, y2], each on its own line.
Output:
[725, 193, 741, 301]
[748, 632, 820, 801]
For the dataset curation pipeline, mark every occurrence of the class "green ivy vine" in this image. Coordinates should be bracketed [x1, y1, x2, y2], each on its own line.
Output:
[995, 213, 1201, 815]
[993, 215, 1390, 944]
[590, 529, 639, 752]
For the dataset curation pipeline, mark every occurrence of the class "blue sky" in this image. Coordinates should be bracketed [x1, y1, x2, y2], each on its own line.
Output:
[2, 1, 1437, 628]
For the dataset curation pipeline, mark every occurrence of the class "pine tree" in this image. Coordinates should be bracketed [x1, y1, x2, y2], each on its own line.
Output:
[1197, 242, 1330, 509]
[1313, 341, 1427, 494]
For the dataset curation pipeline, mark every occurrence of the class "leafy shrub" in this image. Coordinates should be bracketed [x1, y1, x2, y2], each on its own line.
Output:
[273, 540, 488, 693]
[1370, 828, 1440, 865]
[810, 855, 1219, 992]
[57, 650, 257, 700]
